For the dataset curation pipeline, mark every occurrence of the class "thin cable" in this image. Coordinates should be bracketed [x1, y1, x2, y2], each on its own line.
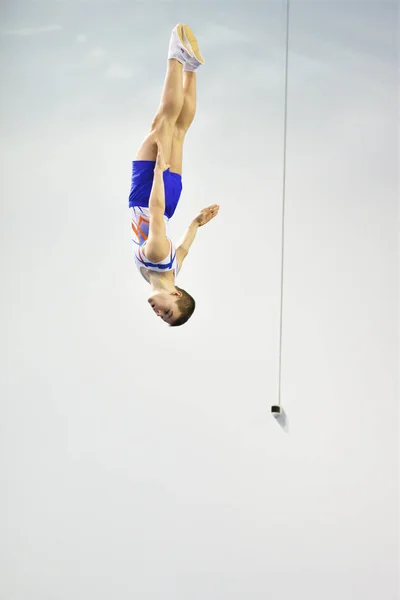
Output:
[277, 0, 290, 407]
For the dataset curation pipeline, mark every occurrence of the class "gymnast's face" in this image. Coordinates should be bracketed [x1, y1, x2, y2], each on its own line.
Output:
[148, 290, 181, 324]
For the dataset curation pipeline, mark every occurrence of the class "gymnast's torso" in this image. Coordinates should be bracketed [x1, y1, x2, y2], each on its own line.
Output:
[131, 206, 178, 282]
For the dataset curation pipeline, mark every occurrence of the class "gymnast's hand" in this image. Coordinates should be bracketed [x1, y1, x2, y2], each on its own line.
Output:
[155, 140, 170, 172]
[194, 204, 220, 227]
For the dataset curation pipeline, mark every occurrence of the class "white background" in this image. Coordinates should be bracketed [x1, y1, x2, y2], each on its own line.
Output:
[1, 1, 398, 599]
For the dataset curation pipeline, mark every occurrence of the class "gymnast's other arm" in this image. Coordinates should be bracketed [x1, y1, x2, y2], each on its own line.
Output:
[176, 204, 220, 272]
[144, 141, 170, 262]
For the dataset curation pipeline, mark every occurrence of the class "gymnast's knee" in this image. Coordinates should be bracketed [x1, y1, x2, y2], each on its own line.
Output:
[150, 113, 176, 134]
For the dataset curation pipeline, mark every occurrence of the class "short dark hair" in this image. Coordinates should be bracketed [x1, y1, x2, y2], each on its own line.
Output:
[170, 286, 196, 327]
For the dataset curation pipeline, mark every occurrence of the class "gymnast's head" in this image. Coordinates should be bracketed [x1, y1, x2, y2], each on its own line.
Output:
[148, 286, 196, 326]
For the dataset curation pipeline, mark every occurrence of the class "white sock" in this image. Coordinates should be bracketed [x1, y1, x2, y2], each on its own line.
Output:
[184, 59, 202, 72]
[181, 28, 204, 71]
[168, 26, 193, 65]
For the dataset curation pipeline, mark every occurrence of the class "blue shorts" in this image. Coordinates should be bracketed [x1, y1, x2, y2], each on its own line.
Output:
[128, 160, 183, 219]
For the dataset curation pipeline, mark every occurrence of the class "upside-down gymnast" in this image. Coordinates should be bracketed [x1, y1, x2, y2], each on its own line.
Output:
[129, 24, 219, 326]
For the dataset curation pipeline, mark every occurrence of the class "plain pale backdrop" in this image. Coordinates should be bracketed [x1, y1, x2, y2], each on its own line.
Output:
[1, 1, 398, 599]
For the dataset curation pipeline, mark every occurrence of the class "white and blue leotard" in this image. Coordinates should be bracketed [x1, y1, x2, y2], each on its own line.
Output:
[131, 206, 178, 282]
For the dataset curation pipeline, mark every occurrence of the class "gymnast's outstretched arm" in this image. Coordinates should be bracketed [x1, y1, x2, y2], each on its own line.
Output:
[176, 204, 220, 271]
